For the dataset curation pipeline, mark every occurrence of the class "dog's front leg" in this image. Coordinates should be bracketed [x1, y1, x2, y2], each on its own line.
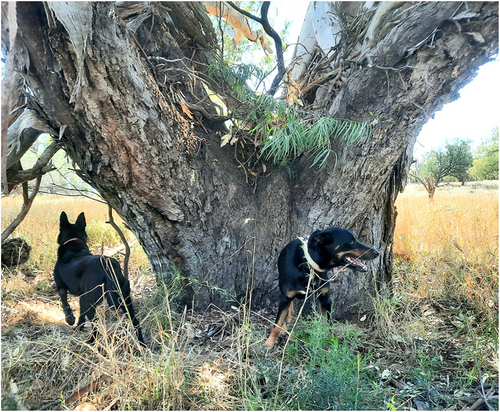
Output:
[264, 296, 294, 349]
[318, 293, 333, 319]
[57, 286, 75, 326]
[317, 281, 332, 318]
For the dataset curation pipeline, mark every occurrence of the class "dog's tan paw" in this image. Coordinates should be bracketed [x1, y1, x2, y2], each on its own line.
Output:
[264, 337, 276, 349]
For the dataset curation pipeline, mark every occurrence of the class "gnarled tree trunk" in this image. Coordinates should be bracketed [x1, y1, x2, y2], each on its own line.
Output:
[2, 2, 497, 318]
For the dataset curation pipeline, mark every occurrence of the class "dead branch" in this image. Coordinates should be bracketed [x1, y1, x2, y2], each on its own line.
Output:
[468, 389, 497, 410]
[300, 69, 341, 95]
[1, 176, 42, 242]
[106, 205, 131, 279]
[226, 1, 285, 96]
[101, 238, 138, 258]
[259, 2, 285, 96]
[6, 141, 60, 192]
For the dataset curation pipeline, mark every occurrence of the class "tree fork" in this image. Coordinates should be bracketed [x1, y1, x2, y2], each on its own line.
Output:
[3, 2, 498, 318]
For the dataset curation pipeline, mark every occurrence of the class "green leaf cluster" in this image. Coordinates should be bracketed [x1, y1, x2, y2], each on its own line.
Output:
[259, 112, 372, 170]
[209, 61, 373, 171]
[470, 127, 499, 181]
[418, 138, 474, 185]
[208, 60, 266, 101]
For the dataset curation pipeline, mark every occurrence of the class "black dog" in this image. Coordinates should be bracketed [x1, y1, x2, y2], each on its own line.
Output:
[54, 211, 144, 346]
[264, 227, 379, 349]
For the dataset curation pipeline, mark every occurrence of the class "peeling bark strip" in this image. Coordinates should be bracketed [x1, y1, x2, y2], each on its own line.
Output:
[45, 2, 93, 105]
[203, 1, 273, 53]
[3, 2, 498, 316]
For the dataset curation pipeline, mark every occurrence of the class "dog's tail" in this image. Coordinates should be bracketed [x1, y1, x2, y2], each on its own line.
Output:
[102, 257, 145, 345]
[100, 257, 126, 306]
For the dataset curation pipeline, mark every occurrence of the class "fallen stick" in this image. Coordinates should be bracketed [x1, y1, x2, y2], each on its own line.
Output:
[101, 238, 138, 257]
[468, 389, 497, 411]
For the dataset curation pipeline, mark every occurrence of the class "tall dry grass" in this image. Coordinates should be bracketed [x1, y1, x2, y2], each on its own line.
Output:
[2, 185, 499, 410]
[393, 184, 498, 320]
[1, 194, 149, 273]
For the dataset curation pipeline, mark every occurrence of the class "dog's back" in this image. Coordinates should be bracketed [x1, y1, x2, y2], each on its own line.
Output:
[55, 253, 127, 300]
[277, 239, 307, 296]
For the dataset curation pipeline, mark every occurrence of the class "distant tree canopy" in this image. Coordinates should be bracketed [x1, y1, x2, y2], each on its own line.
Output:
[419, 138, 474, 185]
[411, 138, 474, 200]
[470, 127, 499, 181]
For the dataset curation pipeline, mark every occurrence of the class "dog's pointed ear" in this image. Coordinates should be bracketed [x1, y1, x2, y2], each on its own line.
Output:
[309, 230, 333, 247]
[60, 211, 70, 227]
[76, 212, 86, 228]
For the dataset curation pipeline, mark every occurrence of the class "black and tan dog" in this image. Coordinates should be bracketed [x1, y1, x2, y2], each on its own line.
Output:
[264, 227, 379, 349]
[54, 211, 145, 346]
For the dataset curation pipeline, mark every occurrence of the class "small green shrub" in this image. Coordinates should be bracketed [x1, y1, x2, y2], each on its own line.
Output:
[85, 221, 122, 249]
[208, 60, 373, 171]
[245, 313, 386, 410]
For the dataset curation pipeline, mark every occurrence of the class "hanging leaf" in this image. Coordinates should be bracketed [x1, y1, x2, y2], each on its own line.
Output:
[220, 134, 232, 147]
[178, 101, 194, 120]
[466, 32, 485, 43]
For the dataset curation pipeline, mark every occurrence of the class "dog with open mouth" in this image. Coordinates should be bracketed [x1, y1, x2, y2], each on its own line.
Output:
[264, 227, 379, 349]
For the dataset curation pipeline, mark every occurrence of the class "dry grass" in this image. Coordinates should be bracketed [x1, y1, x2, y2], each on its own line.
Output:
[1, 277, 242, 410]
[1, 194, 150, 274]
[1, 316, 190, 410]
[394, 183, 498, 262]
[1, 184, 498, 410]
[393, 183, 498, 319]
[0, 192, 246, 409]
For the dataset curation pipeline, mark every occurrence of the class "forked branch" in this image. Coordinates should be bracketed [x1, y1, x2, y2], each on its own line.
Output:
[222, 1, 286, 95]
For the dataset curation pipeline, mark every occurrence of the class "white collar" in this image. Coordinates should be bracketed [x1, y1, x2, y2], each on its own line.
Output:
[300, 237, 326, 272]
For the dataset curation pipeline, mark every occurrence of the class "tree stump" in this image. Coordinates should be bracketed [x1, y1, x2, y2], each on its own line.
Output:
[1, 238, 31, 267]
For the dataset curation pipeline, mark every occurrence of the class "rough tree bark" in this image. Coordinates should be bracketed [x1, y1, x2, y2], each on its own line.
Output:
[2, 2, 497, 319]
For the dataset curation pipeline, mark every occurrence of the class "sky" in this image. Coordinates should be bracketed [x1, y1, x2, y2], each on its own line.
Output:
[273, 2, 499, 160]
[414, 59, 499, 159]
[5, 2, 498, 163]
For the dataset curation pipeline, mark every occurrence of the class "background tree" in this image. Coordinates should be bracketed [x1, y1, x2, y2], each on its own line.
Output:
[412, 138, 474, 200]
[470, 127, 499, 181]
[1, 2, 498, 318]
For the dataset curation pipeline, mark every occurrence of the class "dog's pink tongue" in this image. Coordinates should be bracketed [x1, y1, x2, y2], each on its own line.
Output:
[348, 256, 367, 270]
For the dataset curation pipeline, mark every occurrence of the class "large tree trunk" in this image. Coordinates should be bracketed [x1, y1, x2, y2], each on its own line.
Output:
[3, 2, 497, 318]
